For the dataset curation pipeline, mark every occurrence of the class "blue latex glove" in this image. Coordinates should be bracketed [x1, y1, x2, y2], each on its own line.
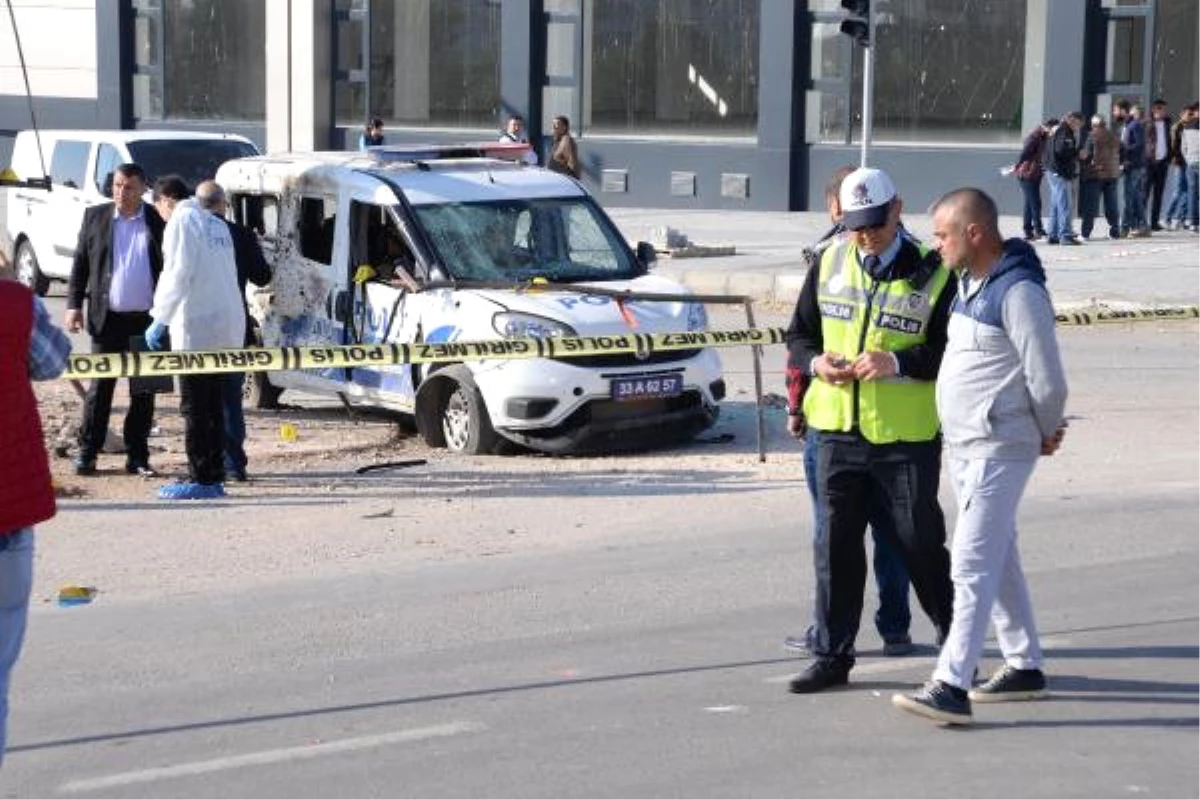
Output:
[144, 320, 168, 351]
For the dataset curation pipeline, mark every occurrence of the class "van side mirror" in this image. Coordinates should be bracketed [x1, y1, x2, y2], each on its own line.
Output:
[635, 240, 657, 272]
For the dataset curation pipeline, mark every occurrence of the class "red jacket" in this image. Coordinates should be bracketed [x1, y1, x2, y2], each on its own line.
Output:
[0, 281, 56, 534]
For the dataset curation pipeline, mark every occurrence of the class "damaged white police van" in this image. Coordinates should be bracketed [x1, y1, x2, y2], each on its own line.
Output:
[214, 143, 725, 455]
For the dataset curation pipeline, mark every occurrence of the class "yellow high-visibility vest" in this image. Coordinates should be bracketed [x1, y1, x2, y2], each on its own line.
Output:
[803, 240, 951, 444]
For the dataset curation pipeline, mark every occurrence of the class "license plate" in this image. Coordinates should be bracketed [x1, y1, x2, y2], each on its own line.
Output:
[611, 374, 683, 401]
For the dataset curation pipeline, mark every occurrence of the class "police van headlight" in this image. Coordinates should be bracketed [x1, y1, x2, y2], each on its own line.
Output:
[493, 312, 577, 340]
[687, 302, 708, 331]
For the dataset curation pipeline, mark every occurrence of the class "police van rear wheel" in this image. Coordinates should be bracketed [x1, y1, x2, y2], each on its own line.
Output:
[243, 372, 284, 410]
[242, 325, 284, 409]
[438, 367, 499, 455]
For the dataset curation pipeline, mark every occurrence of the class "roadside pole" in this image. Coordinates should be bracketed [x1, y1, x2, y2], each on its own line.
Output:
[860, 5, 876, 168]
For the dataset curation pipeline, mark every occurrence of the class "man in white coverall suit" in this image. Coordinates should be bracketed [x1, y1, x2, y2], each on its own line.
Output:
[145, 179, 246, 500]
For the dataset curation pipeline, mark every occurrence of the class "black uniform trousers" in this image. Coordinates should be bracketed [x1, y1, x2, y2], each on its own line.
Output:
[79, 310, 155, 464]
[179, 373, 227, 485]
[809, 429, 953, 666]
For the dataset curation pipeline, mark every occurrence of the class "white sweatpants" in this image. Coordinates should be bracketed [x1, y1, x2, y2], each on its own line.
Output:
[933, 457, 1043, 691]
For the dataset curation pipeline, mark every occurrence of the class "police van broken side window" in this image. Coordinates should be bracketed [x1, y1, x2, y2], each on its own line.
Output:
[298, 196, 337, 264]
[233, 193, 280, 242]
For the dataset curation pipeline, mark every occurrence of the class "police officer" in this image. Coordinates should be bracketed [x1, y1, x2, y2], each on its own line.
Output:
[784, 167, 955, 694]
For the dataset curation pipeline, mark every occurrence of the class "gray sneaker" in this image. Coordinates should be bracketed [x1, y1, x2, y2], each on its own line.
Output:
[968, 666, 1047, 703]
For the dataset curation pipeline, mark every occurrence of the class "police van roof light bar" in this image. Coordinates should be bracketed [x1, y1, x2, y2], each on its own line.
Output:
[367, 142, 533, 164]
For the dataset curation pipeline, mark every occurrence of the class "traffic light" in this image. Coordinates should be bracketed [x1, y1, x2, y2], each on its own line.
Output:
[840, 0, 871, 48]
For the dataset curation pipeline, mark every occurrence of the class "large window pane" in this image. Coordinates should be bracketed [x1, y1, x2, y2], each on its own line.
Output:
[865, 0, 1024, 144]
[333, 0, 369, 125]
[1106, 16, 1146, 84]
[1152, 0, 1198, 112]
[161, 0, 266, 121]
[588, 0, 759, 137]
[816, 0, 1025, 145]
[361, 0, 501, 128]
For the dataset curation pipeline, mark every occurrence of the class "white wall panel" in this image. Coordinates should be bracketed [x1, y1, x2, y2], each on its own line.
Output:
[0, 0, 97, 99]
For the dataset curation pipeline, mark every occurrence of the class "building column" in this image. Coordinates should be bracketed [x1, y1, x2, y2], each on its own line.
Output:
[1023, 0, 1088, 128]
[266, 0, 331, 153]
[500, 1, 545, 146]
[393, 0, 431, 121]
[757, 0, 807, 209]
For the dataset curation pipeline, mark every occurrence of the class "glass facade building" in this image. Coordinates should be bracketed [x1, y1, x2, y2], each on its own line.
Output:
[1, 0, 1195, 212]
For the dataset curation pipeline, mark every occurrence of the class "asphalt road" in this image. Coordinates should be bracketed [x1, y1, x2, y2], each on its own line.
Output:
[1, 316, 1196, 798]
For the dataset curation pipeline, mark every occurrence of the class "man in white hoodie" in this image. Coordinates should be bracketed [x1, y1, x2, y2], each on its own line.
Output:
[892, 188, 1068, 726]
[145, 179, 246, 500]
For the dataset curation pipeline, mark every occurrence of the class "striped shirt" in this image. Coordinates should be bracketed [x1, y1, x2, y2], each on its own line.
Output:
[29, 295, 72, 380]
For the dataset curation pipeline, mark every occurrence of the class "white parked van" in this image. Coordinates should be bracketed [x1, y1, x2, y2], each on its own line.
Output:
[215, 143, 725, 455]
[4, 129, 259, 293]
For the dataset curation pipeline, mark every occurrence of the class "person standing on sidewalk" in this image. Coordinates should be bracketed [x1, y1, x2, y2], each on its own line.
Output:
[784, 167, 955, 694]
[1042, 112, 1084, 245]
[1145, 100, 1173, 231]
[1163, 103, 1195, 229]
[893, 188, 1068, 726]
[358, 117, 385, 151]
[785, 165, 915, 658]
[1013, 118, 1054, 241]
[1120, 104, 1151, 238]
[146, 182, 246, 500]
[0, 280, 71, 767]
[64, 162, 165, 477]
[1079, 115, 1121, 240]
[191, 181, 272, 482]
[1182, 103, 1200, 232]
[499, 114, 539, 166]
[548, 115, 580, 179]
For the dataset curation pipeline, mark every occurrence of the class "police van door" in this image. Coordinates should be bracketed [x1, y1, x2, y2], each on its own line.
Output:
[273, 192, 348, 394]
[341, 199, 421, 410]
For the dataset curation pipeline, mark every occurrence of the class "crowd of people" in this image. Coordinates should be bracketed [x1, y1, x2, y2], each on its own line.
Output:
[1013, 98, 1200, 243]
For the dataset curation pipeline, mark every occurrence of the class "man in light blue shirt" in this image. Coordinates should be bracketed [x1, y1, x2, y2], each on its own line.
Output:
[65, 163, 167, 477]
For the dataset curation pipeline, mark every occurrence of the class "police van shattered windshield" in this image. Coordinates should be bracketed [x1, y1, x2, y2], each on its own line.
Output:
[413, 198, 635, 283]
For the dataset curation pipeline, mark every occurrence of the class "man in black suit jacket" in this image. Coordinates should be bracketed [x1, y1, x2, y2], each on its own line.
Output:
[64, 163, 171, 476]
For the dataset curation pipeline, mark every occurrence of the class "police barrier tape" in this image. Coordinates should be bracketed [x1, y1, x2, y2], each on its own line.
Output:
[64, 328, 787, 381]
[62, 306, 1198, 381]
[1053, 305, 1199, 326]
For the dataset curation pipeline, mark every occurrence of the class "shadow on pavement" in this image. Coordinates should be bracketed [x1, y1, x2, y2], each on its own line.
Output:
[9, 654, 799, 755]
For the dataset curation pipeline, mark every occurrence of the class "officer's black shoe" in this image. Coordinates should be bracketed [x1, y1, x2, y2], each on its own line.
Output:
[125, 460, 159, 478]
[787, 659, 850, 694]
[73, 455, 97, 476]
[892, 680, 973, 725]
[124, 460, 157, 479]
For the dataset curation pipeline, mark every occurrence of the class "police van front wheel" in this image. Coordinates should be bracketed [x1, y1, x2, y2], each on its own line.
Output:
[426, 366, 499, 455]
[15, 241, 49, 296]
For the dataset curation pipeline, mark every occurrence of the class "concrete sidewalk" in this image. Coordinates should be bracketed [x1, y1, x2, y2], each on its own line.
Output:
[607, 208, 1200, 310]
